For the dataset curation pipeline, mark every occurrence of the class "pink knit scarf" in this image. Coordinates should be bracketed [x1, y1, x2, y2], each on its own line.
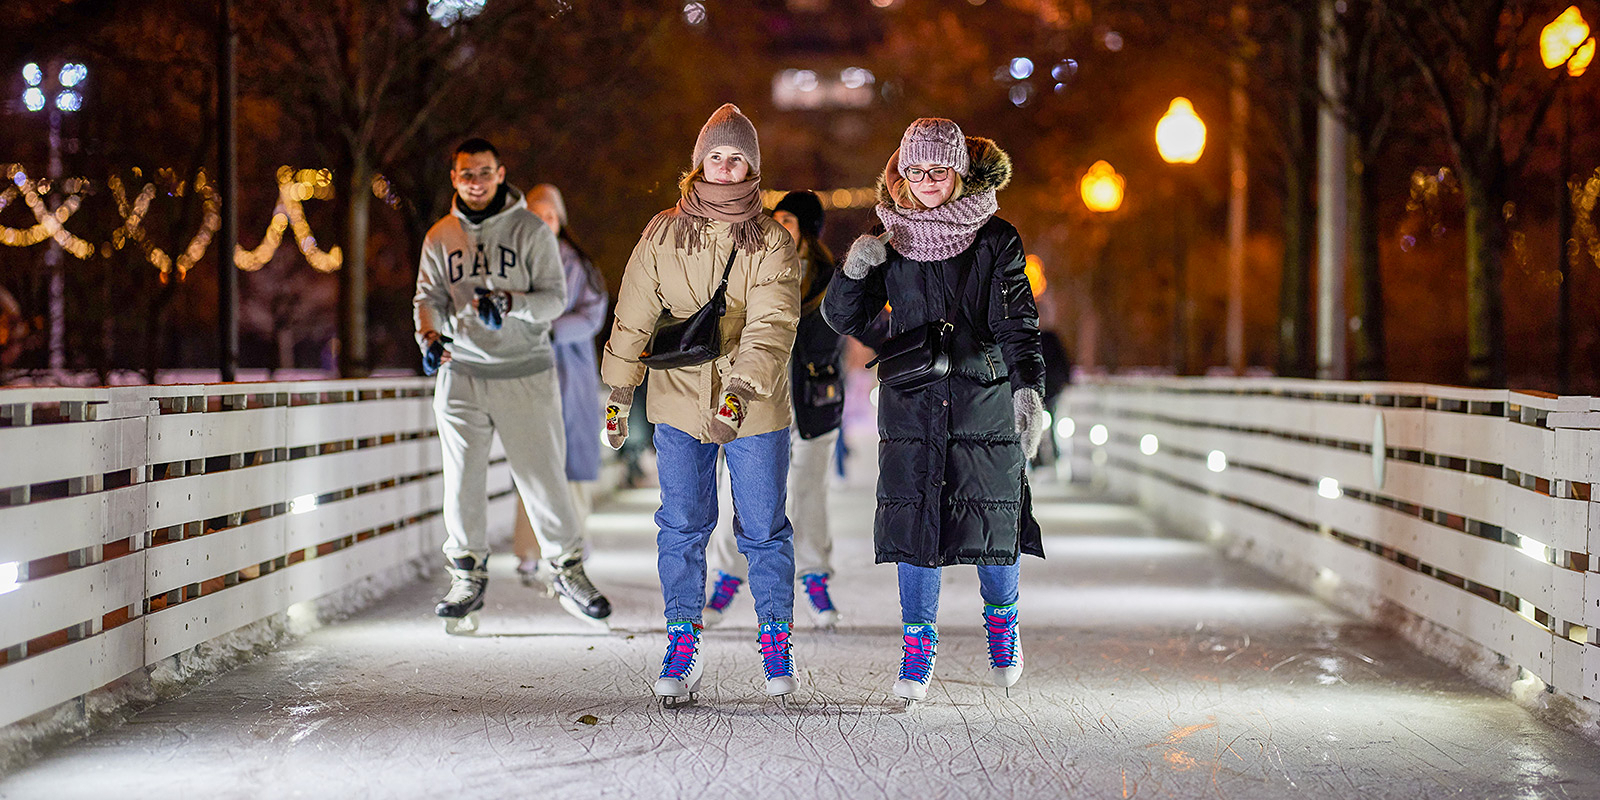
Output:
[876, 191, 998, 262]
[877, 161, 998, 261]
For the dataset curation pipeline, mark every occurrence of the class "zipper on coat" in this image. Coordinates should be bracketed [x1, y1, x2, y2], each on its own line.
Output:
[983, 349, 997, 380]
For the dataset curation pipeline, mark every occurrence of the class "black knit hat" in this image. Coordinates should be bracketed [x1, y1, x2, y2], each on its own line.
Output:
[773, 190, 825, 239]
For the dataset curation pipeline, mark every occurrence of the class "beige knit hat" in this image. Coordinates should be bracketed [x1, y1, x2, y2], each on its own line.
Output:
[691, 103, 760, 175]
[526, 183, 567, 228]
[897, 118, 969, 177]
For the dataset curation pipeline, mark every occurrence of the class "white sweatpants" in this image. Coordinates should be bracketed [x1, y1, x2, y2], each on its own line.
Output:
[434, 367, 581, 564]
[513, 481, 594, 564]
[708, 427, 838, 579]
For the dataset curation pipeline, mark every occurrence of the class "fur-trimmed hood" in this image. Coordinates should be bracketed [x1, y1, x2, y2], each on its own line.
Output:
[876, 136, 1012, 207]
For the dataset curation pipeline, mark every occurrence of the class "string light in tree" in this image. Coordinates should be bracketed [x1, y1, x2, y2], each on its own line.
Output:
[0, 163, 387, 278]
[235, 168, 342, 273]
[0, 164, 93, 257]
[107, 168, 221, 282]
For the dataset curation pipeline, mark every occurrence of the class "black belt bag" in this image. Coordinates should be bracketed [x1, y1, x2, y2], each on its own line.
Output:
[802, 361, 845, 406]
[865, 321, 954, 391]
[641, 249, 738, 369]
[864, 255, 977, 391]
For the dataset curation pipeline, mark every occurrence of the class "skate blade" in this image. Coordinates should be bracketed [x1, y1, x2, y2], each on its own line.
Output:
[557, 596, 613, 631]
[443, 612, 480, 635]
[659, 693, 697, 709]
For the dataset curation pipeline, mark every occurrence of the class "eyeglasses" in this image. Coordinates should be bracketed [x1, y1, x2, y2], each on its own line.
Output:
[905, 167, 952, 183]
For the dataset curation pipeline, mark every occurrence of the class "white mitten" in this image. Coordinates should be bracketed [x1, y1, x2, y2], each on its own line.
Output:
[604, 386, 634, 450]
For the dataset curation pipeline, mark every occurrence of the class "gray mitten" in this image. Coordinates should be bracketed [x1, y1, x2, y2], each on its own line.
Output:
[1013, 387, 1046, 459]
[841, 233, 889, 280]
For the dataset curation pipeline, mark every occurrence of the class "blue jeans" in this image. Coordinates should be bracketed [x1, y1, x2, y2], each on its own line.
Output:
[898, 561, 1020, 625]
[654, 424, 795, 625]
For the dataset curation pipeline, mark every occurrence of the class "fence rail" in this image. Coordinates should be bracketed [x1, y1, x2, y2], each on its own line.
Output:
[1063, 377, 1600, 712]
[0, 378, 519, 729]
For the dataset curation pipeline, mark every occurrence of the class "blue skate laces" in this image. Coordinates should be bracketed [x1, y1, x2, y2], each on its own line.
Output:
[706, 571, 743, 612]
[899, 624, 937, 682]
[801, 573, 836, 613]
[983, 604, 1020, 668]
[660, 621, 701, 680]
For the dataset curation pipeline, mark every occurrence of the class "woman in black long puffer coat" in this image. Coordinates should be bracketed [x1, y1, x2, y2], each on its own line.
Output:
[823, 118, 1046, 706]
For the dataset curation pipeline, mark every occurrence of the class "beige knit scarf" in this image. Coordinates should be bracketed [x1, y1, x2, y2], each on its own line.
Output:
[644, 176, 766, 255]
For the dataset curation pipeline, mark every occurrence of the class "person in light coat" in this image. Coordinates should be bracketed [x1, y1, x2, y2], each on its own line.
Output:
[511, 184, 609, 585]
[600, 104, 802, 704]
[413, 138, 612, 633]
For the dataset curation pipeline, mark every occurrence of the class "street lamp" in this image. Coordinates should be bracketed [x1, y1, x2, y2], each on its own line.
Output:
[1541, 6, 1592, 393]
[1076, 161, 1124, 371]
[21, 61, 87, 376]
[1156, 98, 1207, 165]
[1156, 97, 1206, 374]
[1080, 160, 1125, 213]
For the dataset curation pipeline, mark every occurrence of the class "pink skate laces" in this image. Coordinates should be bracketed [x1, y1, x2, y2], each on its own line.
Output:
[900, 624, 937, 681]
[660, 622, 701, 679]
[983, 604, 1020, 667]
[758, 622, 794, 679]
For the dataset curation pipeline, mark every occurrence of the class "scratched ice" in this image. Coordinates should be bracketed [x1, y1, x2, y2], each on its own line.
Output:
[3, 455, 1599, 799]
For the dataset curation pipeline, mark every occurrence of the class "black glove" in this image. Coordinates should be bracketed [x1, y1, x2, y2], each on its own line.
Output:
[422, 335, 452, 376]
[475, 287, 510, 330]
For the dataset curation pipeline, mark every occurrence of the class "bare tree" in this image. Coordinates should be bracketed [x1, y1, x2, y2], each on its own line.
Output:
[1377, 0, 1572, 387]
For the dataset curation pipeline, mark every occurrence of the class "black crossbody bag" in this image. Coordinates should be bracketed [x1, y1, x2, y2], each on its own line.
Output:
[640, 248, 739, 369]
[864, 257, 977, 391]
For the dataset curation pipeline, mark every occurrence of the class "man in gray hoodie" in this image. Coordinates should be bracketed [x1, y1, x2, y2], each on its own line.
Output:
[414, 137, 611, 633]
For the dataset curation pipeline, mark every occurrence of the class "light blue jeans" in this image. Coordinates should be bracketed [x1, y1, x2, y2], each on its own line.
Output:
[898, 561, 1020, 625]
[654, 424, 795, 625]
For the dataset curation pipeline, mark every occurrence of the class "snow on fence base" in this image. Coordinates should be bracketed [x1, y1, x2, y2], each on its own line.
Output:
[1062, 376, 1600, 738]
[0, 378, 523, 768]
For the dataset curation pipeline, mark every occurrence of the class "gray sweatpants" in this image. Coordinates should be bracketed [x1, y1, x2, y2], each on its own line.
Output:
[434, 366, 581, 564]
[708, 427, 838, 580]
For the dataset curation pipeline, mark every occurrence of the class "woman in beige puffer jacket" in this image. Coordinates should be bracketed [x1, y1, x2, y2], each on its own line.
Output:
[599, 103, 802, 705]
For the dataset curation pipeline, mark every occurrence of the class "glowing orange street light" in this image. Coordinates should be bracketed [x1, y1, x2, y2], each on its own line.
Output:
[1080, 160, 1125, 213]
[1024, 254, 1047, 298]
[1155, 98, 1207, 165]
[1542, 6, 1593, 76]
[1544, 6, 1593, 391]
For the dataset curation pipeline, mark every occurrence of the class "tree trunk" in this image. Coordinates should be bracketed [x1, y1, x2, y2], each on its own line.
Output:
[1225, 0, 1249, 374]
[338, 151, 372, 377]
[1459, 165, 1505, 387]
[1348, 143, 1386, 380]
[1277, 6, 1315, 378]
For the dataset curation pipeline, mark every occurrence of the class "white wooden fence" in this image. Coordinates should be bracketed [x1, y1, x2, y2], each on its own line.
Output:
[0, 378, 521, 729]
[1063, 377, 1600, 713]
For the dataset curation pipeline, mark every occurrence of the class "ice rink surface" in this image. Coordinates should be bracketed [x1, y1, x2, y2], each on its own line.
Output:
[4, 463, 1599, 799]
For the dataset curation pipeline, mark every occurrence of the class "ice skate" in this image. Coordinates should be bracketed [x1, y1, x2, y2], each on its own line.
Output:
[758, 622, 797, 700]
[435, 556, 487, 635]
[545, 553, 612, 628]
[654, 621, 704, 707]
[893, 624, 938, 708]
[984, 603, 1024, 691]
[515, 558, 546, 589]
[702, 571, 743, 628]
[800, 573, 840, 630]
